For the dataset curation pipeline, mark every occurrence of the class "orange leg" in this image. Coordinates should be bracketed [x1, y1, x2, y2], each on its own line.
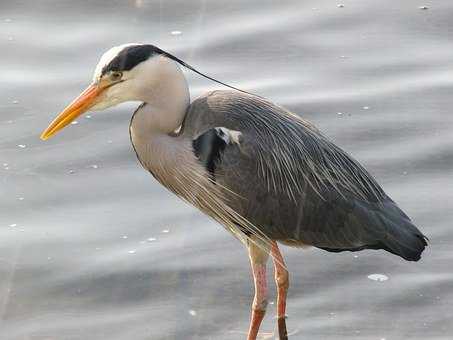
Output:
[247, 237, 270, 340]
[271, 242, 289, 340]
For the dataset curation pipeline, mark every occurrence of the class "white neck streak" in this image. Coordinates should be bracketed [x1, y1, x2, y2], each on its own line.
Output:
[126, 52, 248, 245]
[130, 57, 190, 135]
[129, 57, 193, 182]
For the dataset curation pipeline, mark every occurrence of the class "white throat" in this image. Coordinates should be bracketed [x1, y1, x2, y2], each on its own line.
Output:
[129, 56, 193, 181]
[130, 57, 190, 135]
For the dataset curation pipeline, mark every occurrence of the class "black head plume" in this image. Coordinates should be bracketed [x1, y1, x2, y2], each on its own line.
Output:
[103, 44, 254, 96]
[102, 45, 163, 74]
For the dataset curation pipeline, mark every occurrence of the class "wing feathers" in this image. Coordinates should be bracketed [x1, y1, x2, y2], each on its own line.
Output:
[183, 91, 427, 261]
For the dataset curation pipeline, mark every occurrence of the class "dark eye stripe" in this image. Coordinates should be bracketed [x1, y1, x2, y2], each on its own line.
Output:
[102, 45, 164, 75]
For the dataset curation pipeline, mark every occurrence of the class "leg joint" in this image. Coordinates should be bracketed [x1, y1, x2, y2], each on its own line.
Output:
[275, 269, 289, 289]
[253, 298, 268, 312]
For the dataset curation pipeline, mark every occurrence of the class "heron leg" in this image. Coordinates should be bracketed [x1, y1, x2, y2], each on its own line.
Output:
[271, 242, 289, 340]
[247, 237, 270, 340]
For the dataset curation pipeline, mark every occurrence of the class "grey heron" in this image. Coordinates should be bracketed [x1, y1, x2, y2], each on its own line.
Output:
[40, 44, 427, 340]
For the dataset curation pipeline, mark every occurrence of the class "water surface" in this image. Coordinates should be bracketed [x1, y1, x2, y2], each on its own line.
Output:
[1, 1, 452, 339]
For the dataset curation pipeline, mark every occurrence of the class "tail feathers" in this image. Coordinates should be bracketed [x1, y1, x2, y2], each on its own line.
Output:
[318, 199, 428, 262]
[358, 198, 428, 261]
[377, 213, 428, 261]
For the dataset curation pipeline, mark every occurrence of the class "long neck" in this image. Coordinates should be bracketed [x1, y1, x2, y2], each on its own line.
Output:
[131, 58, 190, 136]
[129, 59, 192, 179]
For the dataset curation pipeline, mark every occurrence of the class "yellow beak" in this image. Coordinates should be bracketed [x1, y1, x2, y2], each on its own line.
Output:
[40, 83, 103, 140]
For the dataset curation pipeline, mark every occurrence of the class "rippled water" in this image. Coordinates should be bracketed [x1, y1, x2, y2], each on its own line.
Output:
[1, 1, 452, 339]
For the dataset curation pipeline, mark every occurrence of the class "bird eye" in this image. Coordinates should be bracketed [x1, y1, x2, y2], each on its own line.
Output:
[110, 71, 122, 81]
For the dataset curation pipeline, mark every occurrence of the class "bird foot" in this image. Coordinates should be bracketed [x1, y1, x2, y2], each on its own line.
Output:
[228, 330, 274, 339]
[277, 317, 288, 340]
[229, 327, 300, 339]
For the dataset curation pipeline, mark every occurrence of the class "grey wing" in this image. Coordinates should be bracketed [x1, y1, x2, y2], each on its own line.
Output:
[185, 91, 427, 261]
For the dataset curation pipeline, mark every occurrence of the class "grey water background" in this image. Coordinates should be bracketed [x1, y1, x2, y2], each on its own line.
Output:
[0, 0, 452, 339]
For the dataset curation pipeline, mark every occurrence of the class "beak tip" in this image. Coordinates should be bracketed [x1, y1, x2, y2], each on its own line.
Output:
[40, 83, 100, 142]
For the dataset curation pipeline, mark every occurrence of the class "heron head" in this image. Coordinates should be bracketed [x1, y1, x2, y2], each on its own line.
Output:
[40, 43, 178, 140]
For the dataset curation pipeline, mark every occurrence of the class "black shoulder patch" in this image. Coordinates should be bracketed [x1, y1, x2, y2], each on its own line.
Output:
[102, 44, 165, 75]
[192, 128, 229, 179]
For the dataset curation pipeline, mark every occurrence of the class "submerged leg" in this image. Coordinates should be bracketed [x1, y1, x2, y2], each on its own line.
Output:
[247, 237, 270, 340]
[271, 242, 289, 340]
